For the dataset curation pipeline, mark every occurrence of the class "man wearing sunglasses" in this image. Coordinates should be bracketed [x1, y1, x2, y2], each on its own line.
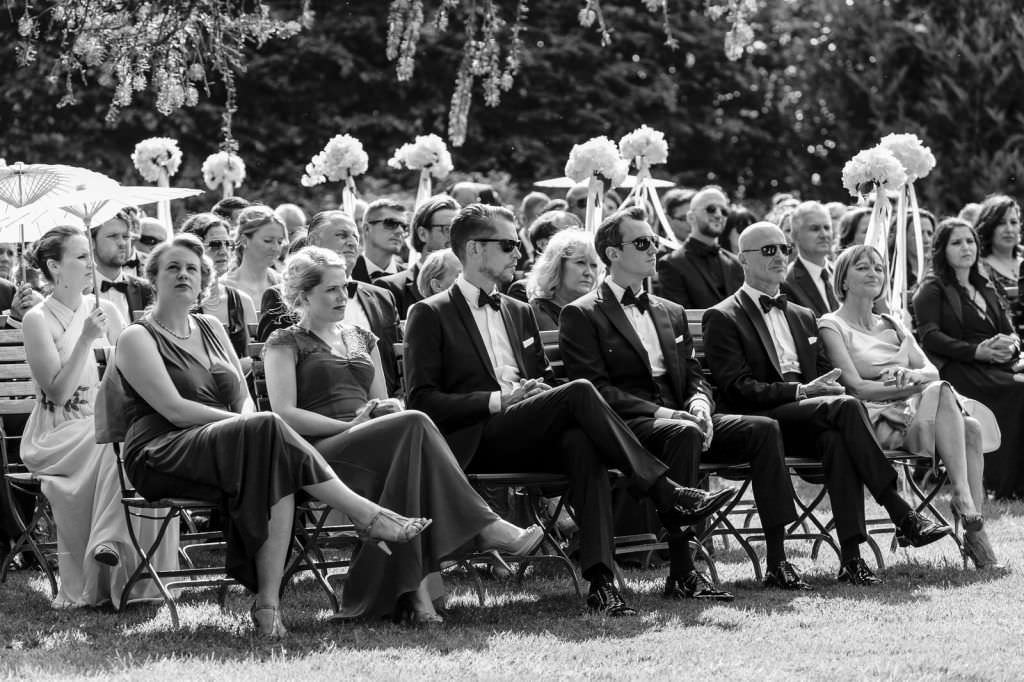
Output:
[657, 186, 744, 309]
[702, 222, 951, 586]
[561, 207, 806, 599]
[351, 198, 409, 284]
[780, 201, 840, 318]
[405, 203, 736, 617]
[133, 216, 167, 260]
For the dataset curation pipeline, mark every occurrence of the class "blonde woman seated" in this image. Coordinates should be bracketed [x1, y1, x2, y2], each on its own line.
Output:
[116, 234, 429, 638]
[415, 248, 462, 299]
[818, 245, 1000, 569]
[525, 229, 602, 331]
[21, 226, 177, 608]
[263, 247, 542, 624]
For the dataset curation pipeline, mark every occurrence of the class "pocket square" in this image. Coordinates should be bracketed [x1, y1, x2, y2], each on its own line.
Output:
[807, 336, 818, 345]
[523, 337, 535, 349]
[674, 334, 686, 343]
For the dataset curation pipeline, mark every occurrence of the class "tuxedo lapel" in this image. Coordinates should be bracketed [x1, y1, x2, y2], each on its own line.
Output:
[499, 299, 528, 378]
[597, 283, 651, 372]
[650, 301, 683, 405]
[784, 305, 817, 381]
[450, 286, 498, 382]
[736, 291, 783, 377]
[354, 286, 381, 326]
[792, 260, 827, 314]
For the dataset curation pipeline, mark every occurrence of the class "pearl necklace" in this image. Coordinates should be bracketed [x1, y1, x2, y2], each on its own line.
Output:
[152, 315, 193, 341]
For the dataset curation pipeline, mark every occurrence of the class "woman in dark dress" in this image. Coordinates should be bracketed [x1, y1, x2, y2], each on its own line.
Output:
[913, 218, 1024, 501]
[525, 229, 602, 331]
[263, 246, 543, 624]
[116, 234, 431, 639]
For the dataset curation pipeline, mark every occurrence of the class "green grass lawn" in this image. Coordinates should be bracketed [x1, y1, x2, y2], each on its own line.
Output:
[3, 492, 1024, 680]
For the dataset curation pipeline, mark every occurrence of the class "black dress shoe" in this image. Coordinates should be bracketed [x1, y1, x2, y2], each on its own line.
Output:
[660, 485, 737, 527]
[763, 561, 813, 591]
[664, 571, 735, 601]
[587, 581, 638, 616]
[837, 558, 882, 586]
[895, 510, 951, 548]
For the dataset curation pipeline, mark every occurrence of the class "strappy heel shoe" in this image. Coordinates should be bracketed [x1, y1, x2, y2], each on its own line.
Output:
[963, 527, 1004, 571]
[355, 507, 432, 556]
[479, 524, 545, 560]
[250, 602, 288, 639]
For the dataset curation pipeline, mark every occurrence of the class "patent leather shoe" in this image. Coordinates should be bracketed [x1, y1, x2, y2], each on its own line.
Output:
[659, 485, 736, 527]
[837, 558, 882, 586]
[895, 510, 951, 548]
[763, 561, 813, 591]
[586, 580, 638, 616]
[664, 571, 734, 601]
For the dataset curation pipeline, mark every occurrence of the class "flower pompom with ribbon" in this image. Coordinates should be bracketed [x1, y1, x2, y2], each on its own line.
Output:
[564, 136, 629, 187]
[131, 137, 182, 183]
[619, 125, 669, 169]
[841, 146, 907, 199]
[877, 133, 936, 183]
[202, 151, 246, 197]
[388, 133, 453, 179]
[300, 134, 369, 187]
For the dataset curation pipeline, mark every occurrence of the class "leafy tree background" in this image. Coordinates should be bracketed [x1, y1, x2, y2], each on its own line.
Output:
[1, 0, 1022, 219]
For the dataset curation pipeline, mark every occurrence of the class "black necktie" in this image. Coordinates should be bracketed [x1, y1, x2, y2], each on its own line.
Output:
[822, 268, 839, 311]
[621, 288, 650, 314]
[346, 281, 359, 298]
[478, 290, 501, 311]
[759, 293, 788, 314]
[101, 280, 128, 294]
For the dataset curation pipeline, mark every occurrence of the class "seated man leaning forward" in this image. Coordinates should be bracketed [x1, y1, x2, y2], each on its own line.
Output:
[403, 203, 737, 617]
[560, 207, 808, 599]
[701, 221, 951, 586]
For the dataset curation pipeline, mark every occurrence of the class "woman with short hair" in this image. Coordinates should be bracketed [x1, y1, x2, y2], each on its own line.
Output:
[525, 230, 602, 331]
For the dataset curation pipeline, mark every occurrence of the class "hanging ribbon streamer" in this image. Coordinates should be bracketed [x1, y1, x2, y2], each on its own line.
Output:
[415, 169, 432, 210]
[156, 168, 172, 235]
[341, 175, 358, 217]
[585, 175, 604, 233]
[891, 183, 908, 316]
[222, 179, 234, 199]
[907, 183, 926, 283]
[620, 160, 677, 248]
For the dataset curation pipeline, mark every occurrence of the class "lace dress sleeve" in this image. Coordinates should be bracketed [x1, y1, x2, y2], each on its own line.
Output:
[342, 324, 379, 359]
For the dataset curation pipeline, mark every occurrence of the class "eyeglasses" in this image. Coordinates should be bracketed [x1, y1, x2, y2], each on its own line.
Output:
[614, 236, 655, 252]
[742, 243, 794, 257]
[136, 235, 163, 247]
[429, 223, 452, 234]
[205, 240, 234, 251]
[472, 238, 522, 253]
[368, 218, 409, 232]
[705, 205, 729, 217]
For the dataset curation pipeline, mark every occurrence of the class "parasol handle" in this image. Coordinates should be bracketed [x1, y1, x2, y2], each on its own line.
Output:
[83, 216, 101, 310]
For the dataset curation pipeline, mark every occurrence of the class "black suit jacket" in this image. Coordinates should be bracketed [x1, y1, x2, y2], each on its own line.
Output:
[0, 277, 15, 312]
[657, 240, 744, 309]
[405, 284, 554, 468]
[702, 289, 831, 413]
[350, 254, 406, 285]
[912, 274, 1013, 366]
[375, 263, 422, 319]
[257, 281, 403, 396]
[781, 258, 837, 318]
[123, 274, 154, 320]
[559, 282, 713, 420]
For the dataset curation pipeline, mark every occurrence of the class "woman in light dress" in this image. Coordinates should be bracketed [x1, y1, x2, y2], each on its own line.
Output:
[220, 205, 286, 316]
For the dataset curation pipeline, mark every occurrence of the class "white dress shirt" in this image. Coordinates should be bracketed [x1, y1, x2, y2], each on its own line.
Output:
[741, 283, 801, 376]
[797, 255, 830, 308]
[365, 256, 400, 278]
[343, 286, 372, 332]
[96, 270, 131, 325]
[454, 276, 521, 413]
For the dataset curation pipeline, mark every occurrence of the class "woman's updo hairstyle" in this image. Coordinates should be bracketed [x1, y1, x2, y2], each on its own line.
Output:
[233, 204, 285, 266]
[181, 212, 231, 241]
[281, 246, 346, 311]
[26, 225, 84, 284]
[145, 233, 215, 305]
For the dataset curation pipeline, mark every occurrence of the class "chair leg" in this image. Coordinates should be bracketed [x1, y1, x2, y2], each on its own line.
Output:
[1, 495, 58, 598]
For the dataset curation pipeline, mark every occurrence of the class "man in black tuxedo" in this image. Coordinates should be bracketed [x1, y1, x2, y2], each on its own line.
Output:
[404, 203, 735, 616]
[657, 187, 744, 309]
[350, 199, 408, 284]
[702, 221, 950, 585]
[257, 210, 403, 395]
[781, 201, 839, 317]
[560, 207, 809, 598]
[92, 210, 153, 323]
[377, 195, 459, 318]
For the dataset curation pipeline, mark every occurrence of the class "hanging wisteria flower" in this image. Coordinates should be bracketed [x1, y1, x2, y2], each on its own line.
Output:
[387, 133, 454, 179]
[131, 137, 182, 183]
[202, 151, 246, 191]
[877, 133, 936, 182]
[564, 136, 629, 186]
[619, 125, 669, 167]
[301, 134, 370, 187]
[841, 147, 908, 198]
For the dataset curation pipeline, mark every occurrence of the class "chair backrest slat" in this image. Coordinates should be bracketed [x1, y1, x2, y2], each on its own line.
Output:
[0, 327, 35, 420]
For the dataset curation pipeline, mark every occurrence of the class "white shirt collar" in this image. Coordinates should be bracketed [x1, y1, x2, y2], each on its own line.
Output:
[365, 256, 398, 277]
[798, 255, 826, 279]
[740, 282, 782, 309]
[455, 275, 497, 308]
[97, 270, 126, 284]
[604, 278, 642, 304]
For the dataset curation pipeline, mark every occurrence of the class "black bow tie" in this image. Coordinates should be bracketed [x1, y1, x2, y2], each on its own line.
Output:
[123, 258, 140, 270]
[100, 280, 128, 294]
[621, 288, 650, 314]
[346, 281, 359, 298]
[759, 293, 788, 313]
[478, 290, 501, 311]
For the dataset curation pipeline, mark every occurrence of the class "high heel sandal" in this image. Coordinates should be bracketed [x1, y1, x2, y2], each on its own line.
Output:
[250, 602, 288, 639]
[355, 507, 432, 556]
[479, 524, 545, 560]
[951, 501, 1002, 570]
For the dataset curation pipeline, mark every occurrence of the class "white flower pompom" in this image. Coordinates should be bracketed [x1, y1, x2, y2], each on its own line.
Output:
[564, 136, 629, 186]
[202, 151, 245, 191]
[131, 137, 182, 182]
[619, 125, 669, 167]
[301, 134, 369, 187]
[841, 146, 907, 198]
[877, 133, 936, 182]
[388, 134, 453, 179]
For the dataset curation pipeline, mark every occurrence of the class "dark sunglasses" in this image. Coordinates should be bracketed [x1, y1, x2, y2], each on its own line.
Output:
[705, 205, 729, 217]
[205, 240, 234, 251]
[742, 243, 794, 257]
[473, 238, 522, 253]
[136, 235, 163, 247]
[573, 198, 588, 210]
[368, 218, 409, 232]
[615, 236, 655, 252]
